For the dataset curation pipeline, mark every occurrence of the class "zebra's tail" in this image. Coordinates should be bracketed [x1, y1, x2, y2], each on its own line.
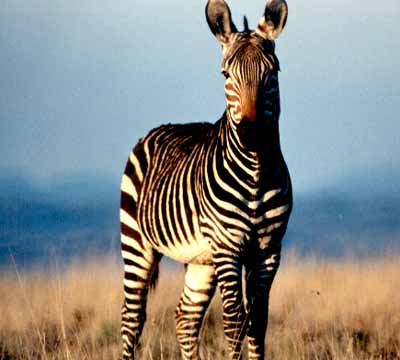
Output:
[149, 252, 160, 291]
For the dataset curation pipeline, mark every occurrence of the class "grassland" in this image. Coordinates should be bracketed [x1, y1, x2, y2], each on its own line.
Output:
[1, 253, 399, 359]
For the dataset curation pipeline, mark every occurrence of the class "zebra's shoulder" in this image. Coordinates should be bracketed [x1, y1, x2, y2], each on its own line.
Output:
[130, 120, 222, 161]
[162, 121, 216, 138]
[142, 121, 218, 146]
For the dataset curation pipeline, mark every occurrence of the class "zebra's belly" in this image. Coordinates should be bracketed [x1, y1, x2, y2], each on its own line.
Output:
[149, 236, 213, 265]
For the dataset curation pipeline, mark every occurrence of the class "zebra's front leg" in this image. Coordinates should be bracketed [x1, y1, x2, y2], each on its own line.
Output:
[120, 238, 161, 360]
[175, 263, 217, 360]
[245, 253, 281, 360]
[214, 255, 246, 360]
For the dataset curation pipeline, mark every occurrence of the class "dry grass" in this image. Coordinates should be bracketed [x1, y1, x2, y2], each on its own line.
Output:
[1, 253, 399, 359]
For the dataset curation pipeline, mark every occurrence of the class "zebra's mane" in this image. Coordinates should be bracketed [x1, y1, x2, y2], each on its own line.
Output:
[243, 15, 250, 33]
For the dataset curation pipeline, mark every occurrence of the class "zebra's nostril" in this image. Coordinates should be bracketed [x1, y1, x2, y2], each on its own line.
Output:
[241, 104, 257, 122]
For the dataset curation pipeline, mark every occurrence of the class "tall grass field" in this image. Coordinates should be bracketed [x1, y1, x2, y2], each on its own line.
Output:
[1, 253, 399, 359]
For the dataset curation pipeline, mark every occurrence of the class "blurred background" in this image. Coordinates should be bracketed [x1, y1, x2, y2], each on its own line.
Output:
[1, 0, 399, 268]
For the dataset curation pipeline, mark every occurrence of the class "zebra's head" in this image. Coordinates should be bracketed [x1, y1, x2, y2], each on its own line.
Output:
[206, 0, 288, 150]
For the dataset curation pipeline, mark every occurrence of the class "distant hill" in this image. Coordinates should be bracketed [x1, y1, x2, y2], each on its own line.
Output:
[0, 171, 120, 269]
[286, 165, 400, 256]
[0, 169, 399, 269]
[285, 192, 400, 257]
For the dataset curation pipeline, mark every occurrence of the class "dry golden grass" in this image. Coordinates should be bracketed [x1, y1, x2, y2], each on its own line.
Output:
[1, 253, 399, 359]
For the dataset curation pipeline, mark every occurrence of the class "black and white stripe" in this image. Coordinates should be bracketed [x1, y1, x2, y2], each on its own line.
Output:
[120, 1, 291, 359]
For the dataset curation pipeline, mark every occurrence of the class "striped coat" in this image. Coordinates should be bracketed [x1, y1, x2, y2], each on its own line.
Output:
[120, 1, 292, 359]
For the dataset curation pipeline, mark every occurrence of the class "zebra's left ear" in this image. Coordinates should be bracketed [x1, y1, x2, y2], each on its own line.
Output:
[256, 0, 288, 40]
[206, 0, 237, 45]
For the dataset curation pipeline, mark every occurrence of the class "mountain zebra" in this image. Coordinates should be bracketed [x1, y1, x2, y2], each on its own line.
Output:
[120, 0, 292, 359]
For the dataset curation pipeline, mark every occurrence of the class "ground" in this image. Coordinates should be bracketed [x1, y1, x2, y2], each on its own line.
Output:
[1, 252, 399, 359]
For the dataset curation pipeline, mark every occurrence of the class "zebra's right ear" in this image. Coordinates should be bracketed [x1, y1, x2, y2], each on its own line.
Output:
[256, 0, 288, 40]
[206, 0, 237, 45]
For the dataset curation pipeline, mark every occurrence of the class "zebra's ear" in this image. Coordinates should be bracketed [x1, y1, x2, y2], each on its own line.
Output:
[256, 0, 288, 40]
[206, 0, 237, 45]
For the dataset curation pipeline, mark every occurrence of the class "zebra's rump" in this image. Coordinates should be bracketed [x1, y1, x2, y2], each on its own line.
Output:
[127, 121, 220, 258]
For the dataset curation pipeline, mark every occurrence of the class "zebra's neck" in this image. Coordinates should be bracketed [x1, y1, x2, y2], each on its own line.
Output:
[216, 112, 283, 193]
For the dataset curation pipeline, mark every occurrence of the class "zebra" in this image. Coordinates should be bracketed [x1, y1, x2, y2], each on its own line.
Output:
[120, 0, 292, 359]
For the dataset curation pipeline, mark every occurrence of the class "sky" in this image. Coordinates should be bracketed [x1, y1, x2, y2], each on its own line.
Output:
[1, 0, 399, 193]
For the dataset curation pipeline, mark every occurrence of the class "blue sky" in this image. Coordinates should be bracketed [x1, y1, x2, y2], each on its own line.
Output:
[1, 0, 399, 193]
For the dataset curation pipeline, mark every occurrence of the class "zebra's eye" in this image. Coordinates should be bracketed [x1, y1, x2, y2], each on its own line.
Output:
[221, 70, 230, 79]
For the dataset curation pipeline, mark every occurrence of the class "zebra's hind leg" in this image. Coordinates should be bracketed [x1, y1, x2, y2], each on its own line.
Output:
[175, 264, 217, 360]
[120, 234, 162, 360]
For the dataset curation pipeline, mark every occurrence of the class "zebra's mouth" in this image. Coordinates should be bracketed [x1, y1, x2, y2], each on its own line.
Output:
[237, 118, 275, 151]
